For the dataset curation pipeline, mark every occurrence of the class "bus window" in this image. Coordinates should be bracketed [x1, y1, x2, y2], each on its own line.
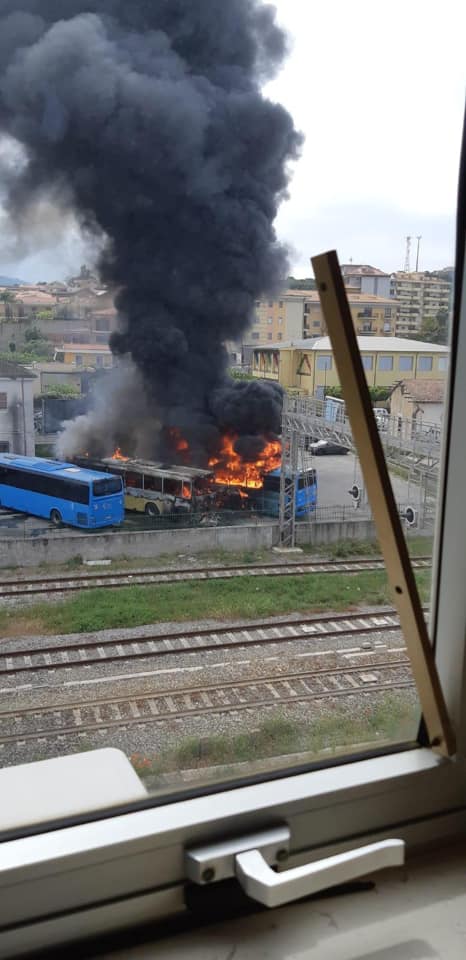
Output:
[93, 478, 123, 497]
[298, 470, 317, 489]
[144, 475, 163, 492]
[262, 474, 280, 493]
[164, 478, 182, 496]
[125, 472, 141, 487]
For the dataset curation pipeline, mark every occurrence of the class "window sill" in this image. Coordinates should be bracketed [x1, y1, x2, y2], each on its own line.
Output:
[1, 745, 465, 958]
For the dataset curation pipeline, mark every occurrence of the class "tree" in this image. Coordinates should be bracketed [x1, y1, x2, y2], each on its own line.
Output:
[287, 276, 316, 291]
[42, 384, 81, 398]
[25, 326, 45, 342]
[0, 289, 17, 321]
[414, 308, 449, 345]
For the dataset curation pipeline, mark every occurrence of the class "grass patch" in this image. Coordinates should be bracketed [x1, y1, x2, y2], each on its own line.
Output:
[0, 569, 432, 637]
[131, 693, 419, 780]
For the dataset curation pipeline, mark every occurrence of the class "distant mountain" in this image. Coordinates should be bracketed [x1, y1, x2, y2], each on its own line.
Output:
[0, 276, 25, 286]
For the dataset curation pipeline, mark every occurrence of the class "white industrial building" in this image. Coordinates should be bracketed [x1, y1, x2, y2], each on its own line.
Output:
[0, 359, 36, 455]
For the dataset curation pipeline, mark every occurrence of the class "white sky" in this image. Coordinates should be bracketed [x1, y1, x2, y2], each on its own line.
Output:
[268, 0, 466, 275]
[1, 0, 465, 281]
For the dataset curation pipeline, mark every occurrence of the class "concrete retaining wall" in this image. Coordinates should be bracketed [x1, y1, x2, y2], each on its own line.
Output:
[0, 523, 278, 569]
[296, 519, 376, 546]
[0, 518, 380, 569]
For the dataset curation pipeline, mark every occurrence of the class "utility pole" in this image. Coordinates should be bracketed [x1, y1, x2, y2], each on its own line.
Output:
[404, 236, 412, 273]
[415, 235, 422, 272]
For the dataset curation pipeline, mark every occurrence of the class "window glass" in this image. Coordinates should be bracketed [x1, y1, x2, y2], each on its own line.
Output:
[0, 0, 462, 813]
[317, 355, 332, 370]
[164, 477, 182, 496]
[378, 355, 394, 370]
[419, 356, 433, 371]
[93, 478, 122, 497]
[144, 475, 163, 492]
[399, 356, 414, 371]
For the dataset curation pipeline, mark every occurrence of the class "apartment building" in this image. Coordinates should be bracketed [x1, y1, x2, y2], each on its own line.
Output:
[391, 271, 453, 336]
[252, 336, 449, 398]
[341, 264, 392, 298]
[248, 289, 396, 344]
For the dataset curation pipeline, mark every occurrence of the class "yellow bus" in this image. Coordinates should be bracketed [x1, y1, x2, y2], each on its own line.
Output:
[73, 456, 214, 517]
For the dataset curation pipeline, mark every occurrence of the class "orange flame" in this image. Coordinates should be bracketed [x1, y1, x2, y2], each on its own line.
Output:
[111, 447, 130, 461]
[208, 435, 281, 489]
[182, 483, 192, 500]
[169, 427, 189, 453]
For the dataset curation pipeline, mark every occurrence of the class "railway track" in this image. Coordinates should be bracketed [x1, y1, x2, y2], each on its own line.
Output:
[0, 556, 432, 599]
[0, 609, 406, 677]
[0, 659, 413, 746]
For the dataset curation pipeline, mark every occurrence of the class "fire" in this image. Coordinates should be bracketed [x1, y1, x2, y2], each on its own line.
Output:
[111, 447, 130, 461]
[208, 435, 281, 489]
[182, 483, 192, 500]
[169, 427, 189, 453]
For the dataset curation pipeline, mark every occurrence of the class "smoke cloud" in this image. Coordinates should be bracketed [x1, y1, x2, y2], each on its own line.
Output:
[0, 2, 301, 464]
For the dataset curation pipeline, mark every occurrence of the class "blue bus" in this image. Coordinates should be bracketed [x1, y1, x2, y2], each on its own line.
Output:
[258, 467, 318, 518]
[0, 455, 124, 529]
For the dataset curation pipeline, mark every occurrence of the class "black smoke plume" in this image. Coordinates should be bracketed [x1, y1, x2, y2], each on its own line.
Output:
[0, 1, 301, 465]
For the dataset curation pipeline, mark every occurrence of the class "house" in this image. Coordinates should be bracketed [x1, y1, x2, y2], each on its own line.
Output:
[0, 359, 36, 455]
[389, 379, 446, 429]
[28, 362, 86, 397]
[54, 344, 114, 369]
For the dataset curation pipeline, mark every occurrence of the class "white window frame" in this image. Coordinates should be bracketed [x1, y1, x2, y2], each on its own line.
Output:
[1, 260, 465, 957]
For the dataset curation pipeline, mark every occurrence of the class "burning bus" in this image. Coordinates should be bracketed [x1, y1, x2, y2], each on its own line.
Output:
[71, 433, 286, 518]
[72, 453, 214, 517]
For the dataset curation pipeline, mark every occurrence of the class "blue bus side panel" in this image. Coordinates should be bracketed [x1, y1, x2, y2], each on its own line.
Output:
[0, 486, 124, 527]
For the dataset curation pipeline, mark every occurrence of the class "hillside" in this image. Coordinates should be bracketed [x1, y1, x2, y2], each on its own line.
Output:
[0, 275, 25, 286]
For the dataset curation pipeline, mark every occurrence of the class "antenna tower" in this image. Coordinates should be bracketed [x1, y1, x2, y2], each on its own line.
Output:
[404, 236, 412, 273]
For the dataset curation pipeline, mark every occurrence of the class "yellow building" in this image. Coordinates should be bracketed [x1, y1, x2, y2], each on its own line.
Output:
[252, 336, 449, 398]
[248, 290, 396, 345]
[54, 344, 113, 369]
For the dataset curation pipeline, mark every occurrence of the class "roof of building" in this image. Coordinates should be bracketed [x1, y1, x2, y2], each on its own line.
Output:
[341, 264, 389, 277]
[253, 336, 449, 353]
[13, 288, 57, 306]
[0, 359, 37, 380]
[60, 344, 112, 353]
[390, 379, 446, 402]
[279, 289, 395, 305]
[31, 362, 82, 374]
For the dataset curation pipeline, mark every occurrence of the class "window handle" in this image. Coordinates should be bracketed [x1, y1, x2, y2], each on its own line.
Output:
[186, 828, 404, 910]
[235, 838, 405, 908]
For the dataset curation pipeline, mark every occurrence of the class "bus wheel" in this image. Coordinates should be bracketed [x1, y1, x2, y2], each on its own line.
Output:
[145, 502, 160, 518]
[50, 509, 62, 527]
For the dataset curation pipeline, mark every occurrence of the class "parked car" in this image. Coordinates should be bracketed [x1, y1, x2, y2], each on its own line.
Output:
[373, 407, 389, 430]
[309, 439, 349, 455]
